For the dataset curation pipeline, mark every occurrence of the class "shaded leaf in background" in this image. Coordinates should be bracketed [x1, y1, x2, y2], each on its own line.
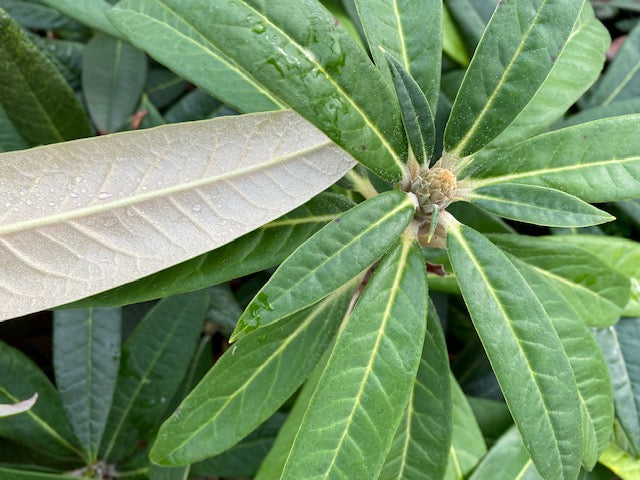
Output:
[598, 443, 640, 480]
[145, 68, 188, 110]
[444, 0, 496, 52]
[164, 89, 234, 124]
[82, 34, 147, 133]
[467, 396, 512, 447]
[52, 307, 121, 462]
[0, 110, 355, 321]
[0, 104, 27, 152]
[0, 9, 92, 145]
[0, 468, 80, 480]
[27, 35, 84, 92]
[0, 0, 82, 31]
[39, 0, 121, 38]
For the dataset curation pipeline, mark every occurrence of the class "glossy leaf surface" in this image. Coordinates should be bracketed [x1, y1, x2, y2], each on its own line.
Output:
[100, 291, 208, 462]
[280, 238, 428, 479]
[232, 190, 416, 341]
[150, 282, 354, 465]
[0, 110, 355, 321]
[447, 224, 582, 480]
[52, 307, 121, 461]
[0, 9, 91, 145]
[468, 183, 613, 227]
[111, 0, 407, 181]
[445, 0, 582, 157]
[82, 35, 147, 133]
[380, 301, 451, 480]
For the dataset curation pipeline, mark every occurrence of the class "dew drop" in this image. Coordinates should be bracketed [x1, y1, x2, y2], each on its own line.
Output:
[252, 23, 266, 34]
[25, 200, 32, 206]
[192, 204, 202, 212]
[69, 192, 78, 198]
[4, 202, 11, 208]
[232, 345, 237, 355]
[74, 176, 82, 183]
[98, 192, 112, 200]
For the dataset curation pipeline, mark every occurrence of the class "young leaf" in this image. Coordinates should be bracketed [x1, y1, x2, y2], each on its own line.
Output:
[82, 34, 148, 133]
[484, 2, 609, 149]
[0, 468, 80, 480]
[464, 115, 640, 203]
[100, 291, 209, 462]
[0, 341, 83, 461]
[0, 110, 355, 321]
[512, 260, 614, 469]
[354, 0, 442, 108]
[0, 394, 37, 419]
[52, 307, 122, 462]
[68, 193, 353, 309]
[110, 0, 408, 182]
[447, 224, 582, 480]
[444, 377, 487, 480]
[0, 8, 92, 145]
[279, 237, 428, 479]
[489, 234, 630, 328]
[38, 0, 121, 38]
[469, 426, 542, 480]
[598, 443, 640, 480]
[467, 183, 614, 227]
[380, 301, 452, 480]
[593, 319, 640, 456]
[444, 0, 582, 158]
[149, 281, 355, 465]
[385, 52, 436, 166]
[231, 190, 416, 341]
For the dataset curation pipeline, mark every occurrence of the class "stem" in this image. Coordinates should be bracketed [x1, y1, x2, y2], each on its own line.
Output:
[344, 169, 378, 199]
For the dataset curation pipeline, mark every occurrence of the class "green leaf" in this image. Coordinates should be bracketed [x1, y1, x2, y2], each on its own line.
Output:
[444, 0, 496, 53]
[444, 0, 583, 158]
[150, 281, 355, 465]
[52, 307, 121, 462]
[148, 464, 190, 480]
[39, 0, 121, 38]
[380, 301, 452, 480]
[485, 2, 609, 149]
[100, 291, 209, 462]
[598, 443, 640, 480]
[447, 224, 582, 480]
[0, 0, 82, 30]
[594, 318, 640, 456]
[145, 68, 188, 110]
[0, 341, 83, 461]
[468, 183, 614, 227]
[0, 469, 80, 480]
[385, 52, 436, 166]
[0, 110, 355, 321]
[82, 34, 148, 133]
[27, 35, 84, 92]
[0, 104, 27, 152]
[512, 260, 614, 469]
[110, 0, 407, 182]
[469, 426, 542, 480]
[467, 397, 513, 447]
[68, 193, 353, 309]
[560, 98, 640, 128]
[548, 235, 640, 317]
[135, 94, 166, 130]
[0, 394, 37, 419]
[489, 234, 630, 328]
[353, 0, 442, 108]
[586, 21, 640, 108]
[164, 89, 232, 124]
[444, 376, 487, 480]
[464, 115, 640, 203]
[442, 5, 469, 67]
[279, 237, 428, 479]
[0, 9, 92, 145]
[231, 190, 416, 341]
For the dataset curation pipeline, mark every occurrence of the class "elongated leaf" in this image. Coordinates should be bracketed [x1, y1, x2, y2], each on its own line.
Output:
[586, 21, 640, 108]
[464, 115, 640, 203]
[110, 0, 407, 182]
[560, 98, 640, 128]
[0, 469, 80, 480]
[0, 394, 37, 419]
[0, 110, 355, 321]
[28, 35, 84, 92]
[82, 35, 147, 133]
[548, 235, 640, 317]
[442, 5, 469, 67]
[52, 307, 121, 462]
[444, 0, 496, 52]
[279, 237, 428, 479]
[444, 0, 582, 157]
[594, 319, 640, 456]
[0, 104, 27, 153]
[381, 301, 451, 480]
[444, 377, 487, 480]
[354, 0, 441, 108]
[231, 190, 416, 341]
[485, 2, 609, 148]
[100, 291, 208, 462]
[149, 465, 190, 480]
[150, 281, 355, 465]
[0, 0, 81, 30]
[598, 443, 640, 480]
[69, 193, 353, 309]
[0, 341, 83, 461]
[39, 0, 121, 38]
[447, 224, 582, 480]
[164, 89, 231, 124]
[0, 9, 91, 145]
[146, 68, 188, 110]
[491, 234, 629, 327]
[512, 260, 614, 469]
[470, 426, 542, 480]
[468, 183, 613, 227]
[467, 397, 512, 447]
[386, 53, 436, 166]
